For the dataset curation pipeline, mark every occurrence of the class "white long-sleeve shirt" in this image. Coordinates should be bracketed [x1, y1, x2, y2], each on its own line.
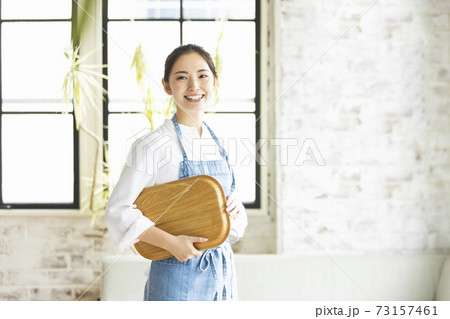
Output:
[105, 118, 248, 253]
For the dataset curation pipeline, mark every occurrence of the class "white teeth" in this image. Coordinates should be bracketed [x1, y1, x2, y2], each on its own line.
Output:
[185, 95, 203, 101]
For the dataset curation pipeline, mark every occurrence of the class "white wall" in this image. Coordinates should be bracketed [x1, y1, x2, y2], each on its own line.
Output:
[278, 0, 450, 254]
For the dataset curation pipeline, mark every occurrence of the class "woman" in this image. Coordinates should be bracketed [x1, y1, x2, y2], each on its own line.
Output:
[105, 44, 248, 301]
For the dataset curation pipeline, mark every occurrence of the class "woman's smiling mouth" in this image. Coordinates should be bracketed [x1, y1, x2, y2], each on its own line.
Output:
[184, 94, 205, 102]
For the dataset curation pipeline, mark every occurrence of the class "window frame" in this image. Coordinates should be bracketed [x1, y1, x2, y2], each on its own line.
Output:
[0, 0, 80, 210]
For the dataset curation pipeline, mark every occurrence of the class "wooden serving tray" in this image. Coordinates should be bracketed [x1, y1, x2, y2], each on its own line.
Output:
[133, 175, 230, 260]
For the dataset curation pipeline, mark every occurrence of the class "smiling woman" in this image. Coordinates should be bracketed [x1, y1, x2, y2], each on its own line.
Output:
[105, 44, 248, 301]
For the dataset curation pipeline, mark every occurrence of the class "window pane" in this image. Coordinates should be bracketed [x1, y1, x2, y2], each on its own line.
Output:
[1, 0, 71, 19]
[108, 21, 179, 112]
[204, 113, 256, 203]
[109, 0, 180, 19]
[108, 113, 155, 184]
[2, 114, 74, 204]
[183, 0, 255, 19]
[1, 22, 72, 110]
[183, 21, 255, 109]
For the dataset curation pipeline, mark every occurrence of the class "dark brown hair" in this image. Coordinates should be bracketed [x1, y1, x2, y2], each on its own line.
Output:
[163, 44, 217, 82]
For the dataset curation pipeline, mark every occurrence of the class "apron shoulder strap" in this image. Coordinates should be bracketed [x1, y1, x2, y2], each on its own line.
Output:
[172, 114, 189, 162]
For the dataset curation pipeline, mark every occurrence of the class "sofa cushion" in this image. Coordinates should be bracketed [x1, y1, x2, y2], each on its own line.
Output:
[101, 255, 150, 301]
[235, 255, 447, 301]
[101, 254, 449, 301]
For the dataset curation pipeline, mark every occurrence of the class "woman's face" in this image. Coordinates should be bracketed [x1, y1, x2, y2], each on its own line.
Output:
[163, 52, 217, 113]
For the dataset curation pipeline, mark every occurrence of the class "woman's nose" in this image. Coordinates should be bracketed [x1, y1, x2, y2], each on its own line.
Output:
[188, 78, 199, 90]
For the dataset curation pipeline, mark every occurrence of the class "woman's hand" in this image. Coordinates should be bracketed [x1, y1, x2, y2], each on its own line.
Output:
[226, 193, 244, 220]
[167, 235, 208, 262]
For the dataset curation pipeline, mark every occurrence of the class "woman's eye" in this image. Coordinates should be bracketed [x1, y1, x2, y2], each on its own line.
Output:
[177, 76, 187, 80]
[199, 74, 208, 78]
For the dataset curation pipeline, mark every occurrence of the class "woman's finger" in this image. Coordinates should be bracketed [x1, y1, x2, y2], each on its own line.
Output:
[226, 194, 243, 219]
[193, 249, 202, 257]
[226, 200, 237, 212]
[229, 205, 242, 219]
[226, 195, 235, 206]
[233, 203, 244, 219]
[192, 237, 208, 243]
[227, 204, 238, 214]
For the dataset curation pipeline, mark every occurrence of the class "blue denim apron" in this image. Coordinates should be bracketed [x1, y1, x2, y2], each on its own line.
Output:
[144, 114, 238, 301]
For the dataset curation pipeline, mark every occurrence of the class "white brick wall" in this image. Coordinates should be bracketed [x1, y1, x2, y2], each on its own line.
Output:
[0, 216, 118, 300]
[279, 0, 450, 255]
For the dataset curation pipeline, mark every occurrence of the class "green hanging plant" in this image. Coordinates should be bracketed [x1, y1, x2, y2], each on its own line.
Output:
[131, 43, 147, 91]
[62, 45, 108, 128]
[62, 44, 110, 226]
[63, 0, 110, 226]
[213, 17, 227, 106]
[131, 43, 174, 130]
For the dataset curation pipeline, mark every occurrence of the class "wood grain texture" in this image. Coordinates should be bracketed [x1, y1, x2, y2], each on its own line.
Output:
[133, 175, 230, 260]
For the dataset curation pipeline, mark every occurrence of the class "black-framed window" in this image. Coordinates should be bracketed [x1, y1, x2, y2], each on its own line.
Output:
[0, 0, 79, 209]
[103, 0, 260, 208]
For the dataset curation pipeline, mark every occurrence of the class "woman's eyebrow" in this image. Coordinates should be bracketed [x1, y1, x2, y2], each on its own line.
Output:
[174, 69, 209, 75]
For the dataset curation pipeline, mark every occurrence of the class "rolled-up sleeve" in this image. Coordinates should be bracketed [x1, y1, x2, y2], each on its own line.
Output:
[105, 135, 159, 252]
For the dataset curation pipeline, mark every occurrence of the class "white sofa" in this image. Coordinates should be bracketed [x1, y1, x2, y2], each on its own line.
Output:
[101, 254, 450, 301]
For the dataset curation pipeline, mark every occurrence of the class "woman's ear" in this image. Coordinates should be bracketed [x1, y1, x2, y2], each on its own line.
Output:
[162, 78, 172, 95]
